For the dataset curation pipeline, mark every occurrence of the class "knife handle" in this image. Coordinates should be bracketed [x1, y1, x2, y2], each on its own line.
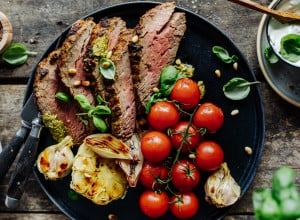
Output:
[5, 116, 43, 209]
[0, 122, 31, 181]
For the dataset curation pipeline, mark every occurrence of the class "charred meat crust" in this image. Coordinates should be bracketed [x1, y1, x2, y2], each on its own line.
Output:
[58, 19, 96, 105]
[34, 50, 95, 145]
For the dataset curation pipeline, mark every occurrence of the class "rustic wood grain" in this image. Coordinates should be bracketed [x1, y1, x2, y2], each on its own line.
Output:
[0, 0, 299, 219]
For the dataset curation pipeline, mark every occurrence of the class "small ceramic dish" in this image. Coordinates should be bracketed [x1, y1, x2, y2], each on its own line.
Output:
[0, 11, 13, 54]
[266, 0, 300, 68]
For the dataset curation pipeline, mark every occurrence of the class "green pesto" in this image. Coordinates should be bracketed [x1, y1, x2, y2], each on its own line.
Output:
[92, 36, 108, 57]
[42, 113, 67, 142]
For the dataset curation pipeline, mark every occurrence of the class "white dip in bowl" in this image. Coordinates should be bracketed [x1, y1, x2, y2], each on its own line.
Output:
[267, 0, 300, 67]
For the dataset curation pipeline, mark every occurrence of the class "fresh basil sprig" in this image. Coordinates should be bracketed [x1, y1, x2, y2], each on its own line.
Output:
[55, 92, 70, 103]
[223, 77, 260, 100]
[74, 94, 111, 132]
[145, 65, 181, 113]
[280, 34, 300, 63]
[2, 43, 37, 65]
[212, 46, 238, 64]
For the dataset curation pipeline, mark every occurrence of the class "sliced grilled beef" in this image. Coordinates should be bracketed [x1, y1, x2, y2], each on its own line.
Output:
[58, 19, 96, 105]
[34, 50, 95, 145]
[130, 2, 187, 113]
[84, 17, 136, 142]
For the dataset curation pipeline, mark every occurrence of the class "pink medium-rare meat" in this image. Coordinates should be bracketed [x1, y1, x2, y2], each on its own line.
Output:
[58, 19, 96, 105]
[34, 50, 95, 145]
[130, 2, 186, 113]
[83, 17, 136, 141]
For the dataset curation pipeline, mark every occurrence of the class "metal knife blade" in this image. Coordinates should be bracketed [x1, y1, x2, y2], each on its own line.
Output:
[0, 94, 37, 181]
[5, 112, 43, 209]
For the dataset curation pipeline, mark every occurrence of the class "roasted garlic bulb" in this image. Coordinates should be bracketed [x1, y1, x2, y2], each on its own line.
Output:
[36, 136, 74, 180]
[204, 162, 241, 208]
[70, 143, 128, 205]
[83, 133, 132, 160]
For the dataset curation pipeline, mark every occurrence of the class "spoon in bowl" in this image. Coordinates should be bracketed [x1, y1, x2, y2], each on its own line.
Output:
[227, 0, 300, 23]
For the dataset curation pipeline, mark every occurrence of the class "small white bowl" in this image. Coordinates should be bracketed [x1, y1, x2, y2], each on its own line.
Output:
[0, 11, 13, 54]
[266, 0, 300, 68]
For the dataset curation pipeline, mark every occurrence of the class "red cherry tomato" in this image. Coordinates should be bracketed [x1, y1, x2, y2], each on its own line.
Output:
[171, 160, 200, 192]
[192, 102, 224, 133]
[170, 192, 199, 219]
[195, 141, 224, 171]
[141, 131, 172, 163]
[147, 101, 180, 131]
[139, 161, 169, 189]
[139, 190, 169, 218]
[169, 121, 201, 153]
[170, 78, 201, 110]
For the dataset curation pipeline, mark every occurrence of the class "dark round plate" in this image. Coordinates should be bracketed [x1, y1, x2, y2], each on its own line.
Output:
[24, 1, 265, 219]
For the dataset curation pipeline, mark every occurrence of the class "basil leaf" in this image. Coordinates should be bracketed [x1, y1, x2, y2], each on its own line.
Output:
[159, 65, 180, 96]
[99, 58, 116, 80]
[74, 94, 92, 111]
[264, 46, 279, 64]
[145, 93, 165, 114]
[280, 34, 300, 63]
[92, 116, 108, 132]
[55, 92, 70, 103]
[223, 77, 260, 100]
[212, 45, 238, 64]
[96, 95, 106, 104]
[88, 105, 111, 117]
[2, 43, 37, 65]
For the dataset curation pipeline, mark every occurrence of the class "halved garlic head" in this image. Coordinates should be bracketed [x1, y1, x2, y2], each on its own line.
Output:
[204, 162, 241, 208]
[83, 133, 132, 160]
[0, 11, 13, 54]
[36, 135, 74, 180]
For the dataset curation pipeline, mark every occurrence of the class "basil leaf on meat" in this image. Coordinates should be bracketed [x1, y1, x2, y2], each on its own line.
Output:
[99, 58, 116, 80]
[159, 65, 180, 96]
[88, 105, 111, 117]
[92, 116, 108, 132]
[74, 94, 92, 111]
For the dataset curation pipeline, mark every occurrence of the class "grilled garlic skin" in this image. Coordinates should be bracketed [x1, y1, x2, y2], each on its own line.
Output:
[204, 162, 241, 208]
[37, 136, 74, 180]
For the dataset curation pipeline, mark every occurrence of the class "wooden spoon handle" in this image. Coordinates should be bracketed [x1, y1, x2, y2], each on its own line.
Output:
[227, 0, 300, 22]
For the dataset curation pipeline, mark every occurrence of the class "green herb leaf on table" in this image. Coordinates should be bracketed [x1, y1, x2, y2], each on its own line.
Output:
[223, 77, 260, 100]
[253, 167, 300, 220]
[2, 43, 37, 65]
[212, 45, 238, 64]
[99, 57, 116, 80]
[280, 34, 300, 63]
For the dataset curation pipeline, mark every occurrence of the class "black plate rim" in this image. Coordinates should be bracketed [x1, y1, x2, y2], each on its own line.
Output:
[24, 1, 265, 219]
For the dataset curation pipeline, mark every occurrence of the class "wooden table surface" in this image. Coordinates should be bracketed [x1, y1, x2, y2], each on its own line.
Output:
[0, 0, 299, 219]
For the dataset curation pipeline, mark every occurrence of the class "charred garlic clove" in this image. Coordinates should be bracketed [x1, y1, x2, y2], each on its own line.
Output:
[204, 162, 241, 208]
[37, 136, 74, 180]
[83, 133, 133, 160]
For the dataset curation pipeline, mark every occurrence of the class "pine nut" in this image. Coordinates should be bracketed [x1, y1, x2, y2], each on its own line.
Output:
[82, 80, 90, 87]
[106, 51, 112, 59]
[152, 87, 159, 93]
[230, 109, 239, 116]
[102, 61, 111, 68]
[68, 68, 77, 75]
[244, 146, 252, 155]
[175, 59, 182, 65]
[73, 80, 81, 86]
[233, 62, 238, 71]
[131, 35, 139, 43]
[214, 69, 221, 78]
